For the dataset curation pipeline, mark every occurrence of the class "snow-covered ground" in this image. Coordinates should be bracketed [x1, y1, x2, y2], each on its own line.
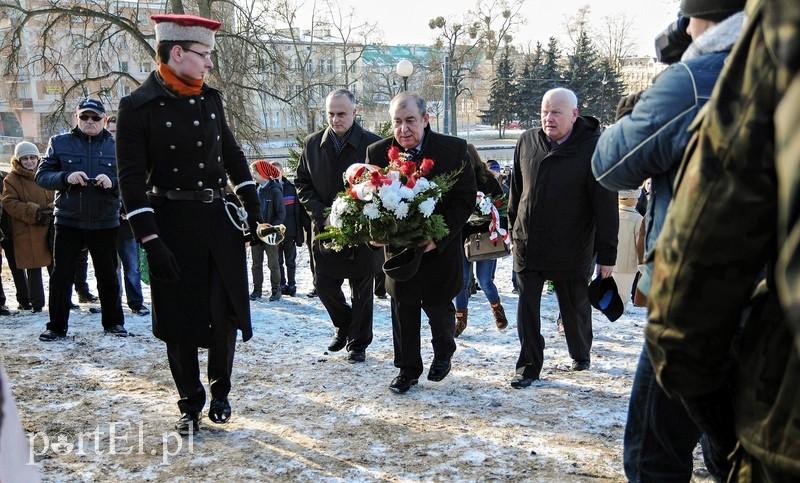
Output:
[0, 249, 708, 481]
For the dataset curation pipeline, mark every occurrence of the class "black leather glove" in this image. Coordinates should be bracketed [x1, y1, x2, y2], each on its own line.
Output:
[615, 90, 644, 121]
[143, 238, 181, 282]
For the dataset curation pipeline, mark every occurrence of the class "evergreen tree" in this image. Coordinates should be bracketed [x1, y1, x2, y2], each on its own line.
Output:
[481, 47, 516, 138]
[515, 43, 543, 129]
[595, 59, 626, 126]
[565, 28, 602, 115]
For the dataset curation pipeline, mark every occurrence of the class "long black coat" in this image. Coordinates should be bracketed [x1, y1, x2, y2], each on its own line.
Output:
[367, 127, 476, 305]
[116, 72, 260, 346]
[295, 123, 381, 279]
[509, 116, 618, 275]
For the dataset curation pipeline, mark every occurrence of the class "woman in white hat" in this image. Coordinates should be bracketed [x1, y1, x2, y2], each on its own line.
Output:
[1, 142, 55, 312]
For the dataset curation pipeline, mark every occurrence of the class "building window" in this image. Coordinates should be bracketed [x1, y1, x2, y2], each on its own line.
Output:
[139, 61, 152, 73]
[119, 61, 129, 73]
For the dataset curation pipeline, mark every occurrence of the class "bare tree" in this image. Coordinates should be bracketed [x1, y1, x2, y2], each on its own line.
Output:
[473, 0, 526, 70]
[598, 14, 636, 70]
[429, 15, 483, 136]
[324, 0, 377, 88]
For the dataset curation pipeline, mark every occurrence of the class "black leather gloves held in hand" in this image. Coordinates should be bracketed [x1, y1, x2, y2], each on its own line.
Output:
[143, 238, 181, 282]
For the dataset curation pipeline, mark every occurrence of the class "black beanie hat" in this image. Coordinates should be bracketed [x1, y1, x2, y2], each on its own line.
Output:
[681, 0, 745, 21]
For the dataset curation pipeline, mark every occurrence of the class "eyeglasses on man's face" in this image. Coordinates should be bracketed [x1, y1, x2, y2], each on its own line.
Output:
[79, 114, 103, 122]
[183, 47, 214, 60]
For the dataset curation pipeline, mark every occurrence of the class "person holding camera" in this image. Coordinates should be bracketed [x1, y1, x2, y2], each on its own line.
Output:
[35, 98, 126, 341]
[591, 1, 745, 480]
[1, 142, 54, 313]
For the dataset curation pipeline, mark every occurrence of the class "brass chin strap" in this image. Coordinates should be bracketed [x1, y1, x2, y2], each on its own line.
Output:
[256, 223, 286, 245]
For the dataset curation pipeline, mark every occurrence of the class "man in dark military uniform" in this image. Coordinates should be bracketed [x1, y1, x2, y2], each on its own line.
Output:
[116, 14, 262, 434]
[295, 89, 380, 363]
[646, 0, 800, 479]
[366, 92, 476, 393]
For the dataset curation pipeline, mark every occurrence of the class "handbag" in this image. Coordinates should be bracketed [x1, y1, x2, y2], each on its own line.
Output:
[464, 232, 510, 262]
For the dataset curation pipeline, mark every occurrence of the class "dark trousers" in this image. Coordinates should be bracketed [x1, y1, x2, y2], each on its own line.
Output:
[278, 236, 297, 287]
[624, 345, 702, 482]
[251, 243, 280, 294]
[74, 248, 90, 296]
[316, 272, 374, 352]
[373, 250, 386, 296]
[390, 298, 456, 379]
[26, 267, 47, 310]
[0, 239, 30, 307]
[515, 270, 592, 378]
[166, 327, 237, 415]
[47, 225, 123, 333]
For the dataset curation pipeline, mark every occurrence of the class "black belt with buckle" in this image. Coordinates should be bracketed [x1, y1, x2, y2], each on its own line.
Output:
[150, 186, 222, 203]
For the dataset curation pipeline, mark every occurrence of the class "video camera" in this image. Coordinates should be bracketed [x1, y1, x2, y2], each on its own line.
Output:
[654, 15, 691, 64]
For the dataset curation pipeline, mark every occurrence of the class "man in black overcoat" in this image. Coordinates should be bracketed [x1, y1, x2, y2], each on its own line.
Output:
[366, 92, 476, 393]
[508, 88, 618, 388]
[116, 14, 262, 434]
[295, 89, 381, 363]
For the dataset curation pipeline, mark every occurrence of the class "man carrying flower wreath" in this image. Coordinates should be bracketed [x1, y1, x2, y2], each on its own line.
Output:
[366, 92, 476, 394]
[295, 89, 381, 363]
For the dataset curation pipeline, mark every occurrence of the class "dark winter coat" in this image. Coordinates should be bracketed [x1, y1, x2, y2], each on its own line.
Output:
[258, 179, 285, 226]
[367, 127, 477, 305]
[2, 158, 55, 269]
[295, 123, 381, 279]
[279, 177, 302, 239]
[116, 71, 261, 346]
[35, 127, 121, 230]
[509, 116, 618, 275]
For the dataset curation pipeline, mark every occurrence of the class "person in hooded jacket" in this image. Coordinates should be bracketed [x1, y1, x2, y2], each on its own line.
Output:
[508, 87, 618, 389]
[1, 142, 55, 313]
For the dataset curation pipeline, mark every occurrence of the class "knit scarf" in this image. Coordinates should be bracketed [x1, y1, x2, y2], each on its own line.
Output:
[157, 63, 203, 96]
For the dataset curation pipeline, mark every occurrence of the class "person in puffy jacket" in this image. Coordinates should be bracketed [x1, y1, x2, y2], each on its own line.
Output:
[34, 98, 126, 341]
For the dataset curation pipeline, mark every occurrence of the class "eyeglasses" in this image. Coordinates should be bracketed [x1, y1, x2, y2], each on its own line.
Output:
[183, 48, 214, 60]
[19, 155, 39, 162]
[79, 114, 103, 122]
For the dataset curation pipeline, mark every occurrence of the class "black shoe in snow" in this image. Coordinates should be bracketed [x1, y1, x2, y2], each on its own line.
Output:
[39, 329, 66, 341]
[0, 305, 11, 316]
[78, 292, 98, 303]
[208, 399, 231, 424]
[175, 413, 200, 435]
[104, 325, 128, 337]
[131, 305, 150, 316]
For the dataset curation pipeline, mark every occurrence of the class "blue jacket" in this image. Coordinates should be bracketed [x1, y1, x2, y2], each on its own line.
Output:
[257, 179, 285, 226]
[35, 127, 121, 230]
[591, 51, 728, 295]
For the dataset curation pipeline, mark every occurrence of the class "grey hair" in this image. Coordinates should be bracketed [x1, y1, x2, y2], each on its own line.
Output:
[542, 88, 578, 109]
[390, 92, 427, 117]
[326, 88, 356, 106]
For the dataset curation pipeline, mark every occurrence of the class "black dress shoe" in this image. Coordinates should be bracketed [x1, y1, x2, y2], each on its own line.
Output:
[510, 374, 537, 389]
[104, 325, 128, 337]
[327, 336, 347, 352]
[389, 375, 418, 394]
[175, 413, 200, 435]
[39, 329, 66, 342]
[18, 303, 32, 311]
[208, 399, 231, 424]
[249, 291, 262, 301]
[78, 292, 98, 303]
[268, 291, 282, 302]
[89, 307, 102, 314]
[131, 306, 150, 316]
[571, 359, 591, 371]
[0, 305, 11, 316]
[70, 302, 80, 310]
[32, 307, 43, 313]
[347, 350, 366, 363]
[427, 359, 452, 382]
[306, 288, 318, 298]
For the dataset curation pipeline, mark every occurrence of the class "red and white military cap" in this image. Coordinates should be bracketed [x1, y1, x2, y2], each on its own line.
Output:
[151, 14, 223, 49]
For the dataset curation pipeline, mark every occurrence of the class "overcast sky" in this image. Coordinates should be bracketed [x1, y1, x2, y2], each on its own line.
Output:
[295, 0, 681, 58]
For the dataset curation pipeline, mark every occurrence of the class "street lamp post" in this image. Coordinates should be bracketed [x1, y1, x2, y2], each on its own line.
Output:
[396, 60, 414, 92]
